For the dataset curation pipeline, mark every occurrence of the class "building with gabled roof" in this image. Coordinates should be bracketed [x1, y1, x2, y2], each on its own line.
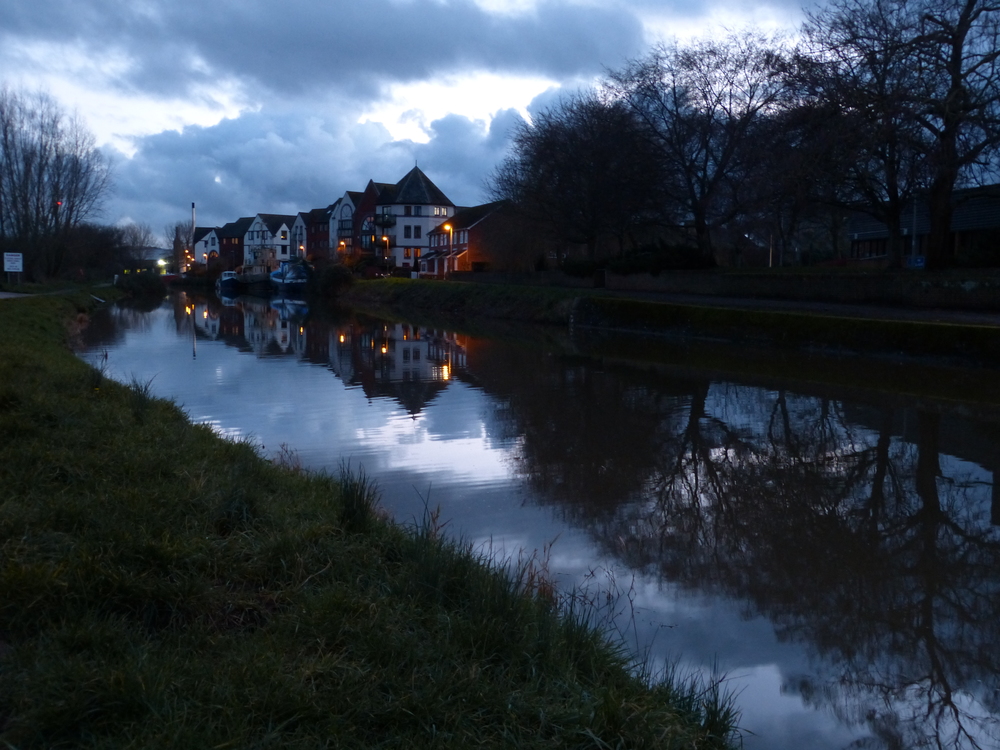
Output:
[331, 191, 363, 260]
[366, 166, 456, 271]
[218, 217, 253, 271]
[424, 201, 507, 277]
[292, 207, 333, 264]
[244, 213, 298, 276]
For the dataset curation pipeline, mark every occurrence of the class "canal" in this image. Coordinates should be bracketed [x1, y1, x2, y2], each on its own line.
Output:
[75, 290, 1000, 750]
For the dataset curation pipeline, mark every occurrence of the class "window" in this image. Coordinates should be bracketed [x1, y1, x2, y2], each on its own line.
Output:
[404, 206, 412, 216]
[414, 206, 422, 216]
[414, 226, 422, 239]
[280, 230, 287, 240]
[210, 236, 216, 246]
[404, 247, 412, 259]
[404, 225, 412, 239]
[413, 349, 420, 361]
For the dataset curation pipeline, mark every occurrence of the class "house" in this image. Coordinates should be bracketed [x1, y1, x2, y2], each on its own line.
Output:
[373, 166, 455, 271]
[849, 183, 1000, 266]
[193, 227, 220, 266]
[423, 201, 507, 277]
[291, 207, 333, 263]
[243, 213, 298, 276]
[330, 191, 362, 260]
[218, 217, 253, 271]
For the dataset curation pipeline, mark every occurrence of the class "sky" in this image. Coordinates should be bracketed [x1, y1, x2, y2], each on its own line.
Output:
[1, 0, 808, 241]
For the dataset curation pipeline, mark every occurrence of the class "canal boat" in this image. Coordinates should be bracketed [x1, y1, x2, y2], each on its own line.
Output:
[215, 271, 240, 296]
[270, 261, 310, 294]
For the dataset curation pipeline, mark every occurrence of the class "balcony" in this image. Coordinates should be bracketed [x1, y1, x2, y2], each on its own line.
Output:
[374, 213, 396, 228]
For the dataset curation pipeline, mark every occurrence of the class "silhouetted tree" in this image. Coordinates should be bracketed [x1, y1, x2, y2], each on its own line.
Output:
[488, 92, 659, 262]
[0, 87, 112, 279]
[606, 32, 791, 265]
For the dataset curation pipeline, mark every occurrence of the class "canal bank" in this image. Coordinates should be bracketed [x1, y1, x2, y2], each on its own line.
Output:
[0, 293, 738, 749]
[342, 277, 1000, 367]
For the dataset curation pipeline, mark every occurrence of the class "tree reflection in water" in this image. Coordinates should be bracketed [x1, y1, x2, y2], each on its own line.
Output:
[481, 348, 1000, 749]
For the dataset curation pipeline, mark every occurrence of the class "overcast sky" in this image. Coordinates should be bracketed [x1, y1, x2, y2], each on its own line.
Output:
[1, 0, 808, 238]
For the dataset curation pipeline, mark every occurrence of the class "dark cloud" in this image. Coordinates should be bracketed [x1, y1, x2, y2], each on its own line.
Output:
[1, 0, 647, 101]
[107, 101, 515, 230]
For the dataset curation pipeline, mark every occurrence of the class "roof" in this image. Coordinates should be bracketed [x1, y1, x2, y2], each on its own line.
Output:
[218, 217, 254, 239]
[193, 226, 216, 243]
[305, 207, 329, 224]
[427, 201, 505, 234]
[386, 166, 453, 207]
[257, 214, 297, 233]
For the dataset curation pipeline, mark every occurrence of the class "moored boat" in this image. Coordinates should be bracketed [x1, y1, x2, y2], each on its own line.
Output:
[270, 262, 310, 294]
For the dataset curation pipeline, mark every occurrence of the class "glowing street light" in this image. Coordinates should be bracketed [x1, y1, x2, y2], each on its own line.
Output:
[443, 223, 453, 273]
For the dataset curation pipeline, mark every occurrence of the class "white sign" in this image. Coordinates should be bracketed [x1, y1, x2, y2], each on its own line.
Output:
[4, 253, 22, 272]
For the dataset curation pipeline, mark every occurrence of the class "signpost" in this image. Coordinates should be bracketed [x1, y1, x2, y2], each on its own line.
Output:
[4, 252, 23, 285]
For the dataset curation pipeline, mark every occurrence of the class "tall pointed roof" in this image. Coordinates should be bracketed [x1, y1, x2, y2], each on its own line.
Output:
[390, 166, 454, 207]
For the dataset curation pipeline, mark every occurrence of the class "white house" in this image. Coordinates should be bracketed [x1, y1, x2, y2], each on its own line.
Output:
[243, 213, 298, 276]
[373, 166, 455, 271]
[330, 191, 361, 258]
[193, 227, 220, 265]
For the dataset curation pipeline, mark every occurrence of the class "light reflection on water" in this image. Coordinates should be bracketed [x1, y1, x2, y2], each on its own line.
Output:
[74, 291, 1000, 750]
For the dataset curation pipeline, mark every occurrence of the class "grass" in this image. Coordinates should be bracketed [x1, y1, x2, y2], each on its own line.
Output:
[0, 292, 738, 749]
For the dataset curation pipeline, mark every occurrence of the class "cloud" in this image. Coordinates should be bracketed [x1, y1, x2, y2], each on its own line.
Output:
[1, 0, 810, 235]
[107, 99, 518, 231]
[1, 0, 647, 102]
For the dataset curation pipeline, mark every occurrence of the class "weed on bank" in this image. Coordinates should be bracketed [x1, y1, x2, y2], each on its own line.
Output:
[0, 294, 738, 749]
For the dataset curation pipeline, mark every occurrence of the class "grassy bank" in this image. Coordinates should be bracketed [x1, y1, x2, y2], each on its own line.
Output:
[343, 278, 1000, 366]
[342, 278, 579, 325]
[0, 294, 737, 749]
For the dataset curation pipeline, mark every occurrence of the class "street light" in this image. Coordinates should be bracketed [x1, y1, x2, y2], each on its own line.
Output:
[382, 235, 390, 260]
[443, 223, 453, 273]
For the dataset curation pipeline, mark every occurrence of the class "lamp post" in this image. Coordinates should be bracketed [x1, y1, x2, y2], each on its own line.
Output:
[382, 235, 390, 261]
[443, 223, 453, 274]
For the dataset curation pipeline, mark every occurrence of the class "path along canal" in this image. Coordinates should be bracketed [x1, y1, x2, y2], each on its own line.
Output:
[75, 290, 1000, 750]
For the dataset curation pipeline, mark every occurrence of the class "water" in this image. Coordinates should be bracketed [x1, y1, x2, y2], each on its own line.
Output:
[75, 291, 1000, 750]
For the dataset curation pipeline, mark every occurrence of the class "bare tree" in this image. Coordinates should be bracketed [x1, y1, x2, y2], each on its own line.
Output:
[163, 219, 193, 270]
[120, 221, 154, 251]
[915, 0, 1000, 268]
[606, 32, 791, 265]
[487, 92, 659, 262]
[800, 0, 932, 268]
[803, 0, 1000, 269]
[0, 87, 112, 279]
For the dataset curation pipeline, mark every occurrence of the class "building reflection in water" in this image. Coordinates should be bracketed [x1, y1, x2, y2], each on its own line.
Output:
[330, 322, 468, 414]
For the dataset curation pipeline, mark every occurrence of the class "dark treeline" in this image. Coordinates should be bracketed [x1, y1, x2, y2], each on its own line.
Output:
[489, 0, 1000, 270]
[0, 87, 156, 281]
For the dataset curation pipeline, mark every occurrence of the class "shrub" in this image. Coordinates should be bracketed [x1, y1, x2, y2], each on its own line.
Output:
[314, 264, 354, 297]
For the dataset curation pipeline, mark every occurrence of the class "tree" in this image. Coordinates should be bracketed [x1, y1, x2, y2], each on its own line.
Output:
[487, 92, 659, 262]
[606, 32, 791, 264]
[800, 0, 932, 268]
[914, 0, 1000, 268]
[803, 0, 1000, 269]
[0, 87, 112, 279]
[163, 219, 193, 271]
